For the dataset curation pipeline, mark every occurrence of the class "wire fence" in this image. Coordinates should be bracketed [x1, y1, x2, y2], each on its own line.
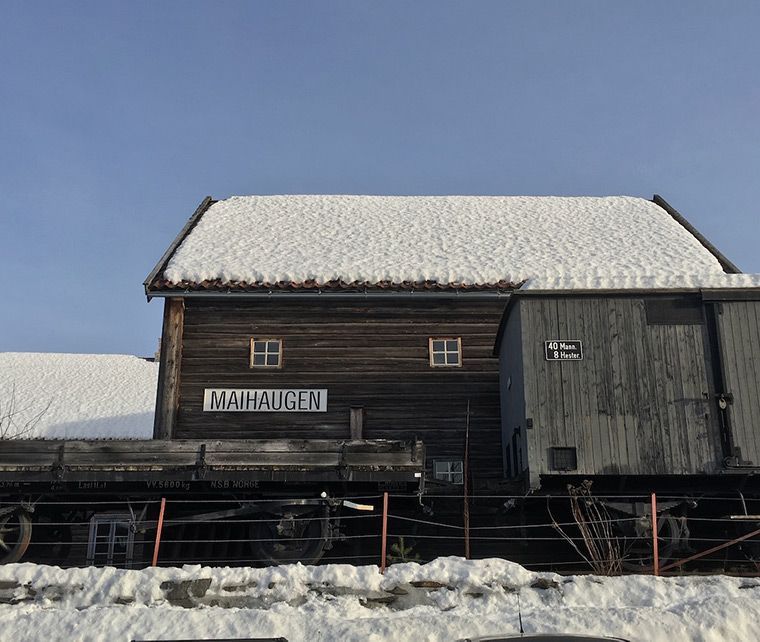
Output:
[4, 492, 760, 574]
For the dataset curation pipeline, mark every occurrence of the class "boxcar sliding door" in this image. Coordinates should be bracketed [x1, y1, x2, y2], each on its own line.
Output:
[713, 299, 760, 466]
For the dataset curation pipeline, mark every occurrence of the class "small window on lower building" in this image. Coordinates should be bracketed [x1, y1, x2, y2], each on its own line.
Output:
[87, 514, 135, 568]
[429, 337, 462, 367]
[433, 459, 464, 484]
[250, 339, 282, 368]
[550, 446, 578, 471]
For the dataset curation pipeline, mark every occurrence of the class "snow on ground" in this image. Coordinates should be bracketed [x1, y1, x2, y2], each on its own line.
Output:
[0, 557, 758, 641]
[164, 195, 728, 288]
[0, 353, 158, 439]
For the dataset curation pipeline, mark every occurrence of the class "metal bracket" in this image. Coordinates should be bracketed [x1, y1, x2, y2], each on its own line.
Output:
[723, 446, 753, 468]
[195, 444, 207, 480]
[338, 443, 350, 480]
[51, 444, 65, 480]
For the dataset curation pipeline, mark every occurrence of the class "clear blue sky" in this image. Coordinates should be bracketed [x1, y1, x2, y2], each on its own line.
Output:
[2, 1, 758, 356]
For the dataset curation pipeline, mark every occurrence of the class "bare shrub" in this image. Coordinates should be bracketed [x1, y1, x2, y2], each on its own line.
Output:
[550, 480, 623, 575]
[0, 383, 51, 439]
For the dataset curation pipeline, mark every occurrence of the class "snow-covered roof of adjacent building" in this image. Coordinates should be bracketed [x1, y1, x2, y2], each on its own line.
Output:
[521, 273, 760, 291]
[0, 353, 157, 439]
[146, 194, 747, 294]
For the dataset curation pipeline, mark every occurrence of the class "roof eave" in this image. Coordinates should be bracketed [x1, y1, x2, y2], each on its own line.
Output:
[145, 285, 517, 300]
[144, 196, 216, 300]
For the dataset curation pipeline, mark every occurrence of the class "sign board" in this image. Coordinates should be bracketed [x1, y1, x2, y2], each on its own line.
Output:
[203, 388, 327, 412]
[544, 340, 583, 361]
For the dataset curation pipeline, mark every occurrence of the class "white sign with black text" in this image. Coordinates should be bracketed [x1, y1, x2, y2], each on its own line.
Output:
[544, 340, 583, 361]
[203, 388, 328, 412]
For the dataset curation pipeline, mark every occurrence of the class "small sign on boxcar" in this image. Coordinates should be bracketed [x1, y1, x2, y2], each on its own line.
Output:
[544, 340, 583, 361]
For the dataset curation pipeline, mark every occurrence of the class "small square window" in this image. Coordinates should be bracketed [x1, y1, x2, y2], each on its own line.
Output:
[429, 337, 461, 367]
[550, 447, 578, 471]
[250, 339, 282, 368]
[433, 460, 464, 484]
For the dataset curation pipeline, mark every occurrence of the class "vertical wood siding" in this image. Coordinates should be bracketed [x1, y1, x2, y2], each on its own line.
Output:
[174, 298, 507, 480]
[715, 300, 760, 465]
[498, 305, 526, 480]
[153, 298, 184, 440]
[515, 296, 722, 478]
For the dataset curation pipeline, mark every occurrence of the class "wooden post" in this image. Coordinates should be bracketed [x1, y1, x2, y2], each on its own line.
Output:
[152, 497, 167, 567]
[651, 493, 659, 576]
[350, 407, 365, 440]
[381, 492, 389, 574]
[153, 298, 184, 440]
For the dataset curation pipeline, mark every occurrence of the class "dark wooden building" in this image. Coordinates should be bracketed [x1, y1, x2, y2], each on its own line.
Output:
[144, 194, 751, 491]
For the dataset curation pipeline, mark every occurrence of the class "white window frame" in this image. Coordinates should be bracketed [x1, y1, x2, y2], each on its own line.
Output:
[429, 337, 462, 367]
[433, 459, 464, 485]
[250, 338, 283, 368]
[86, 514, 135, 568]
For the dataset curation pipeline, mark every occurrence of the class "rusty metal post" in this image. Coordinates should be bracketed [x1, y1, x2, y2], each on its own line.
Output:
[381, 492, 389, 574]
[660, 525, 760, 572]
[152, 497, 167, 567]
[464, 399, 471, 559]
[651, 493, 659, 576]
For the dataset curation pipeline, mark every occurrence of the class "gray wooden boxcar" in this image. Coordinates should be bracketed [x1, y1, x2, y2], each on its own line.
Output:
[495, 288, 760, 492]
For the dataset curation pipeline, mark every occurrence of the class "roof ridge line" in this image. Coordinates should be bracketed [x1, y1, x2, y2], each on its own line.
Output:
[652, 194, 741, 274]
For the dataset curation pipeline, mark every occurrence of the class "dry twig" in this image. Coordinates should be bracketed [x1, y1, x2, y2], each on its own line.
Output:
[0, 383, 51, 439]
[550, 480, 623, 575]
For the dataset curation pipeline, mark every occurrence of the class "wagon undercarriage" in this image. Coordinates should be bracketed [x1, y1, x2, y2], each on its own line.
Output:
[0, 437, 424, 566]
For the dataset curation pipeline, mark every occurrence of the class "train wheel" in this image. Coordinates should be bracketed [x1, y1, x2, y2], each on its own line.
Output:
[27, 514, 72, 564]
[0, 508, 32, 564]
[249, 508, 327, 566]
[621, 514, 680, 572]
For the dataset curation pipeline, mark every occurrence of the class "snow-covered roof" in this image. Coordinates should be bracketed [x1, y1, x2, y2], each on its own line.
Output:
[521, 273, 760, 291]
[0, 353, 157, 439]
[146, 195, 739, 294]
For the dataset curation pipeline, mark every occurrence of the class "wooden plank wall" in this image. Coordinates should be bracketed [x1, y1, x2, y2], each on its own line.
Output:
[517, 296, 722, 478]
[497, 305, 527, 480]
[153, 298, 184, 439]
[175, 298, 507, 480]
[715, 300, 760, 465]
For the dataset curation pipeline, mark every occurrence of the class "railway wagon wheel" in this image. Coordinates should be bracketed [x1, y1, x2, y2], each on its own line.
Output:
[621, 513, 680, 572]
[249, 507, 328, 566]
[27, 514, 73, 564]
[0, 507, 32, 564]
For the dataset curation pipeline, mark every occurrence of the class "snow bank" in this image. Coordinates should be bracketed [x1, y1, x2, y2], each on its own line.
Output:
[1, 558, 759, 641]
[0, 353, 158, 439]
[163, 195, 728, 288]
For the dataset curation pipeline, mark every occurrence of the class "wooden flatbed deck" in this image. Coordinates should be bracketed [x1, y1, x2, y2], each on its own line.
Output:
[0, 438, 425, 484]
